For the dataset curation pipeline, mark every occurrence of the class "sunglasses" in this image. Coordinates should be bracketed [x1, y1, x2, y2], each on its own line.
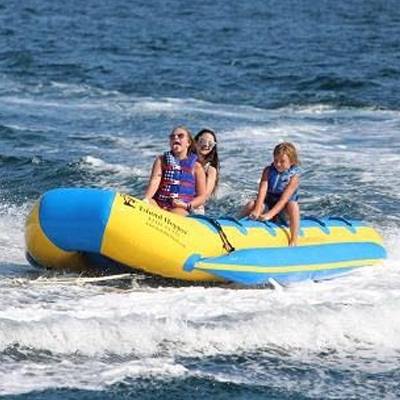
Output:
[169, 133, 186, 140]
[198, 138, 216, 148]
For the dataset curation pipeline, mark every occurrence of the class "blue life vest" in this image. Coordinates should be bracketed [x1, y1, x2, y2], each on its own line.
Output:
[155, 152, 197, 208]
[266, 163, 299, 203]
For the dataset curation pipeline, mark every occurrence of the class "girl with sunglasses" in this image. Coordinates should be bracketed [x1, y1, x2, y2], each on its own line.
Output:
[143, 126, 207, 216]
[192, 129, 220, 214]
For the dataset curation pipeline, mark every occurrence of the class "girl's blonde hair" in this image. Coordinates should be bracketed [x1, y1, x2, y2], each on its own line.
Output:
[273, 142, 299, 165]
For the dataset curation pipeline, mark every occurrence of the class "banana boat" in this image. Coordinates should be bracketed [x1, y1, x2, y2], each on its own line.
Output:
[25, 188, 387, 285]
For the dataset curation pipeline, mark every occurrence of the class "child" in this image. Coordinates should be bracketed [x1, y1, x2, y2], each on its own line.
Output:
[240, 142, 300, 246]
[193, 129, 220, 214]
[143, 126, 207, 216]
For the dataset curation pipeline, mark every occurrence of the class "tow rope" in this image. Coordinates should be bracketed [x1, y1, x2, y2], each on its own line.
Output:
[190, 215, 235, 253]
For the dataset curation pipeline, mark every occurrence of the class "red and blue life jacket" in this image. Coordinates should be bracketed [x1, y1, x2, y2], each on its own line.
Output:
[155, 151, 197, 209]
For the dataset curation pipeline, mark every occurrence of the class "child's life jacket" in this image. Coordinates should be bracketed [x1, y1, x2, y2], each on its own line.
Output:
[265, 163, 299, 205]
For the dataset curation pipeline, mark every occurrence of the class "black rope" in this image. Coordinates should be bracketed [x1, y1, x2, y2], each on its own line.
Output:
[212, 219, 235, 253]
[190, 215, 235, 253]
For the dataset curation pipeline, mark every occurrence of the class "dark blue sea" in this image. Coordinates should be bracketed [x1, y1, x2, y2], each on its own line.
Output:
[1, 0, 400, 398]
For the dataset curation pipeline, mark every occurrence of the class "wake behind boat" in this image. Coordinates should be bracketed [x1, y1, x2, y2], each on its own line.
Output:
[25, 188, 387, 286]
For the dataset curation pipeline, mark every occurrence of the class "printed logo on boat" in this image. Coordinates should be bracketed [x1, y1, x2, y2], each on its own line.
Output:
[120, 193, 188, 247]
[122, 194, 137, 209]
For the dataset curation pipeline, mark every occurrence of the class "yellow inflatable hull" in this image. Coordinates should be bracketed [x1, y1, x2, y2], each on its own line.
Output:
[25, 188, 386, 285]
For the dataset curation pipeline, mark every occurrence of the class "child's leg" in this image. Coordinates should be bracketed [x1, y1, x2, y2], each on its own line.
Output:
[285, 202, 300, 246]
[237, 200, 256, 219]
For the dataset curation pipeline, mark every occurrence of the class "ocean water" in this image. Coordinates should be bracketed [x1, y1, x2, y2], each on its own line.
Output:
[1, 0, 400, 398]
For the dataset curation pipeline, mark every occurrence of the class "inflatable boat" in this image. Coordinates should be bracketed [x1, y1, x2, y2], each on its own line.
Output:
[25, 188, 387, 286]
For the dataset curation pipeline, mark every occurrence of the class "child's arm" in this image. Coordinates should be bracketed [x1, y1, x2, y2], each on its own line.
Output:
[250, 167, 270, 219]
[143, 156, 163, 200]
[173, 162, 207, 211]
[260, 174, 299, 221]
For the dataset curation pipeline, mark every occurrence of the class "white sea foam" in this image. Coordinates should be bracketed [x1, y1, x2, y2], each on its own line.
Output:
[1, 236, 400, 360]
[130, 97, 261, 120]
[0, 204, 27, 266]
[80, 155, 146, 178]
[0, 357, 186, 396]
